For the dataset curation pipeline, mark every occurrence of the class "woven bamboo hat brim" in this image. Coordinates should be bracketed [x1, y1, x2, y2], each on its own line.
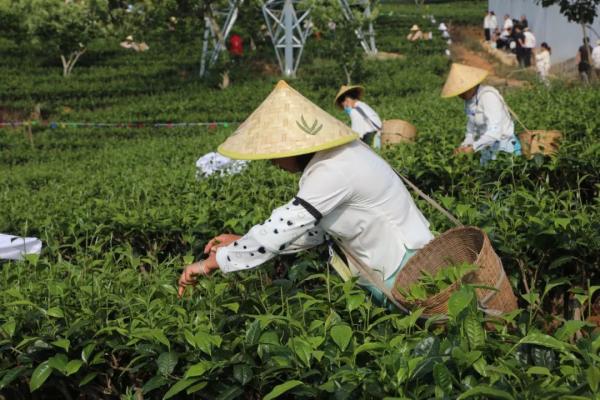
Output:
[441, 63, 489, 98]
[334, 85, 365, 108]
[410, 25, 420, 31]
[218, 81, 359, 160]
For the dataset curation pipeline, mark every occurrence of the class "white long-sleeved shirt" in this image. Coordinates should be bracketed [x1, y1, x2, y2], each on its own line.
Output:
[347, 101, 382, 138]
[592, 46, 600, 69]
[523, 31, 536, 48]
[461, 85, 515, 151]
[490, 15, 498, 30]
[216, 141, 434, 280]
[484, 15, 492, 29]
[536, 50, 551, 77]
[503, 18, 513, 30]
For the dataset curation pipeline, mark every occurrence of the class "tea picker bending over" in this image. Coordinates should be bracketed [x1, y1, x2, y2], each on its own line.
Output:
[441, 63, 521, 165]
[178, 81, 434, 304]
[334, 85, 382, 149]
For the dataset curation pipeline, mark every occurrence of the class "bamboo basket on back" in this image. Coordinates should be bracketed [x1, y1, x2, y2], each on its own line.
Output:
[381, 119, 416, 145]
[518, 130, 562, 158]
[391, 226, 518, 318]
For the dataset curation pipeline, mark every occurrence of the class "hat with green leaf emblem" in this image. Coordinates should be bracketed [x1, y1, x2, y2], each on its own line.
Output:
[218, 80, 358, 160]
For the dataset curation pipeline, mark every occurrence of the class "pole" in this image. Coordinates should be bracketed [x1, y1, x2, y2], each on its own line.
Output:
[283, 0, 295, 77]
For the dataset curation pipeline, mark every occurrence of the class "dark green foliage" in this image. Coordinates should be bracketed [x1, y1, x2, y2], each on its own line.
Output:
[1, 1, 599, 399]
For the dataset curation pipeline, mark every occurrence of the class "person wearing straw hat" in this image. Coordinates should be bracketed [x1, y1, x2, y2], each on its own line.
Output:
[177, 81, 434, 304]
[407, 25, 423, 41]
[441, 63, 522, 164]
[334, 85, 382, 149]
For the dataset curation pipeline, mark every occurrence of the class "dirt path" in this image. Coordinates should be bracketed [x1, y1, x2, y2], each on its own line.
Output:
[450, 26, 528, 88]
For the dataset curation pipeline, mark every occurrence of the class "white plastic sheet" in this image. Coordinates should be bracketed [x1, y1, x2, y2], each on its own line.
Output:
[195, 152, 248, 179]
[0, 234, 43, 261]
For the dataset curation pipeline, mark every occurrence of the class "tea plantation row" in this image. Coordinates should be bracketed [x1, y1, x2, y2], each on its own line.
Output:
[1, 2, 599, 399]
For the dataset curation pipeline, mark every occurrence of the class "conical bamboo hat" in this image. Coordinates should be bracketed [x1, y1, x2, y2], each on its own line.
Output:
[441, 63, 489, 98]
[334, 84, 365, 108]
[410, 25, 420, 31]
[218, 81, 359, 160]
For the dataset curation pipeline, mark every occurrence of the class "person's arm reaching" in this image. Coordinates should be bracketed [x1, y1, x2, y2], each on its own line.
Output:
[178, 164, 350, 295]
[215, 198, 325, 273]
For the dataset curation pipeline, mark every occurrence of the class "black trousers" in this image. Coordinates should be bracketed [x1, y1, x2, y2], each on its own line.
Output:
[362, 131, 377, 147]
[484, 28, 491, 41]
[524, 48, 532, 67]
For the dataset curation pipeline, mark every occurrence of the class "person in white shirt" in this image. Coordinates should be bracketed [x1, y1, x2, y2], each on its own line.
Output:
[592, 39, 600, 80]
[334, 85, 382, 149]
[522, 27, 536, 67]
[439, 22, 450, 39]
[535, 42, 552, 85]
[483, 11, 493, 41]
[441, 63, 522, 164]
[503, 15, 513, 31]
[178, 81, 434, 305]
[489, 11, 498, 33]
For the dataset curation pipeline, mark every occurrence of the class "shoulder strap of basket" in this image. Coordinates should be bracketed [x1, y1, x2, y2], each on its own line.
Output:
[355, 106, 382, 131]
[393, 169, 463, 228]
[356, 140, 463, 227]
[334, 239, 410, 313]
[478, 87, 530, 134]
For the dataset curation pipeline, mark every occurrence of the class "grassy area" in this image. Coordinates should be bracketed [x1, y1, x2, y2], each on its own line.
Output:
[1, 1, 599, 398]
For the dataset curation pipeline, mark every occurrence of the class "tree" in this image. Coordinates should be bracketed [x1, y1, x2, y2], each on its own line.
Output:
[537, 0, 600, 49]
[23, 0, 110, 77]
[0, 0, 27, 42]
[309, 0, 378, 85]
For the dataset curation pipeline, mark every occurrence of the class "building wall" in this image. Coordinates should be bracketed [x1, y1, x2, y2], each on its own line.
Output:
[488, 0, 600, 64]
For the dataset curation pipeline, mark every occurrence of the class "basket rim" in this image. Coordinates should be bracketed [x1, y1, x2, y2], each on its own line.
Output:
[392, 226, 488, 306]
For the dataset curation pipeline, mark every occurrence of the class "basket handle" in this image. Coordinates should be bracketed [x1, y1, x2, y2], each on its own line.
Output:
[481, 87, 531, 134]
[394, 171, 463, 228]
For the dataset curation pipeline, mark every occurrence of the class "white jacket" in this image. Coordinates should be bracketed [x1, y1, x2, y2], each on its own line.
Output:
[592, 46, 600, 69]
[462, 85, 515, 151]
[348, 101, 382, 138]
[216, 141, 434, 280]
[536, 50, 551, 76]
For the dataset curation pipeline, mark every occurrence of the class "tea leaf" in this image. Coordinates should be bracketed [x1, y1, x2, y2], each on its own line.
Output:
[448, 287, 473, 319]
[157, 352, 178, 376]
[29, 361, 52, 392]
[263, 380, 304, 400]
[163, 378, 196, 400]
[330, 324, 353, 352]
[457, 385, 514, 400]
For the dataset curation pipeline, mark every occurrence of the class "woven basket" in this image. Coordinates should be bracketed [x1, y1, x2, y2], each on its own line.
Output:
[381, 119, 416, 145]
[391, 226, 518, 317]
[518, 130, 562, 158]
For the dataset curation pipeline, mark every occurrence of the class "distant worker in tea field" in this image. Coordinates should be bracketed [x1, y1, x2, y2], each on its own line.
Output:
[334, 85, 382, 149]
[178, 81, 434, 304]
[441, 63, 521, 164]
[407, 25, 424, 41]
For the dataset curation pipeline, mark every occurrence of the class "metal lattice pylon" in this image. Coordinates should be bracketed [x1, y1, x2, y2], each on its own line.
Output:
[339, 0, 377, 55]
[200, 0, 243, 77]
[262, 0, 312, 77]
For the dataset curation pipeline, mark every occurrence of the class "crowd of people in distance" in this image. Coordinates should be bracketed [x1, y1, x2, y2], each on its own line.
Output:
[483, 11, 600, 85]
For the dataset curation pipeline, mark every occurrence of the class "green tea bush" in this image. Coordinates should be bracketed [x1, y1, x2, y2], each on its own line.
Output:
[1, 1, 599, 398]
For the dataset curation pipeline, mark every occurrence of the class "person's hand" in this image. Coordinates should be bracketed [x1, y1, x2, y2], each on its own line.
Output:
[178, 252, 220, 297]
[204, 234, 242, 255]
[454, 146, 474, 155]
